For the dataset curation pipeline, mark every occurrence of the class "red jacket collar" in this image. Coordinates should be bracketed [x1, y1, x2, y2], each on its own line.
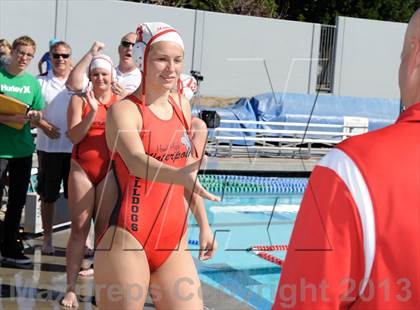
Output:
[397, 102, 420, 123]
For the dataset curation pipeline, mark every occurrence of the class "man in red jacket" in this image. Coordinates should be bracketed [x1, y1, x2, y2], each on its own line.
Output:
[273, 9, 420, 309]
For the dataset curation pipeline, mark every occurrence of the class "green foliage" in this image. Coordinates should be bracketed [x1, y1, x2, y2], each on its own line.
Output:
[124, 0, 279, 18]
[123, 0, 420, 23]
[282, 0, 420, 24]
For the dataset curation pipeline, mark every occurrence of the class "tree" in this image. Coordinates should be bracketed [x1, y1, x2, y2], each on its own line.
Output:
[281, 0, 420, 24]
[206, 0, 278, 18]
[124, 0, 279, 18]
[123, 0, 420, 23]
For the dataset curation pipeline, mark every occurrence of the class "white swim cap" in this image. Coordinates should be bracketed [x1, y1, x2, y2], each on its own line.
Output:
[88, 54, 115, 80]
[180, 74, 198, 100]
[132, 22, 184, 71]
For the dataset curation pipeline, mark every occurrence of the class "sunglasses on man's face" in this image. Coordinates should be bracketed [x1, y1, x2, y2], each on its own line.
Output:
[52, 53, 70, 59]
[120, 41, 135, 48]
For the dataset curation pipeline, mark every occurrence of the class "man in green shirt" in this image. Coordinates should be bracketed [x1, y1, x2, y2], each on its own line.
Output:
[0, 36, 44, 265]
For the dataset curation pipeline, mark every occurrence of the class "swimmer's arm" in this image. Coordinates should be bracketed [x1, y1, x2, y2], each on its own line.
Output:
[180, 95, 205, 158]
[185, 116, 211, 227]
[185, 192, 210, 229]
[66, 95, 95, 144]
[185, 191, 217, 260]
[184, 115, 218, 258]
[65, 57, 89, 92]
[106, 100, 219, 201]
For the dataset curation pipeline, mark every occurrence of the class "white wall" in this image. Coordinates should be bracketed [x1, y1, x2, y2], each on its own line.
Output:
[61, 1, 196, 75]
[198, 12, 320, 97]
[0, 1, 196, 80]
[0, 0, 408, 100]
[0, 0, 320, 97]
[333, 16, 407, 99]
[0, 0, 56, 74]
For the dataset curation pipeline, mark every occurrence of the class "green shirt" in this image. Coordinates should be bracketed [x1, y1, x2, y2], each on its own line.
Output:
[0, 67, 44, 158]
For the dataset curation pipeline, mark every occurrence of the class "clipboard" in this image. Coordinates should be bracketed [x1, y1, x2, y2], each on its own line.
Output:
[0, 93, 29, 129]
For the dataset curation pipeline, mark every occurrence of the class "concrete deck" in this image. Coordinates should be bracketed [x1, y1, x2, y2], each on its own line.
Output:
[1, 155, 314, 308]
[0, 229, 253, 309]
[204, 157, 318, 176]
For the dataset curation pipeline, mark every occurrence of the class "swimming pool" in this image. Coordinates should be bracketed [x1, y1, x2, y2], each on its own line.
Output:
[188, 175, 306, 309]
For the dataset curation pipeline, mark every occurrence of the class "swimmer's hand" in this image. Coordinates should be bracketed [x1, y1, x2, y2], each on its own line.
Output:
[199, 225, 218, 261]
[111, 81, 128, 99]
[86, 90, 98, 111]
[89, 41, 105, 57]
[179, 160, 220, 202]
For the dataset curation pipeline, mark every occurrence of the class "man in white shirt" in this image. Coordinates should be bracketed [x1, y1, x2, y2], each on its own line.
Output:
[66, 32, 141, 97]
[36, 40, 73, 254]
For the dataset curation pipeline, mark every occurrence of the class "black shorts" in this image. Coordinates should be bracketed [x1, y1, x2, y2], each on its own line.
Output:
[36, 151, 71, 203]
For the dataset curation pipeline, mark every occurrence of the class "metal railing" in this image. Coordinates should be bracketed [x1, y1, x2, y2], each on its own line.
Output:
[316, 24, 336, 93]
[206, 118, 369, 158]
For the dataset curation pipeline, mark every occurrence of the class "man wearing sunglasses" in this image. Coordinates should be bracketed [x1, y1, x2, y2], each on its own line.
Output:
[37, 38, 59, 75]
[66, 32, 141, 98]
[35, 41, 73, 255]
[0, 36, 44, 265]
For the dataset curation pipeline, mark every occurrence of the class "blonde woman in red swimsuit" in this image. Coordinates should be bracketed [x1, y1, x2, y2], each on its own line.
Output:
[95, 22, 219, 309]
[62, 55, 118, 308]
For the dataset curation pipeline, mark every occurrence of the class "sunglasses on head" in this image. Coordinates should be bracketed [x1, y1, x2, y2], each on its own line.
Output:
[52, 53, 70, 59]
[120, 41, 135, 48]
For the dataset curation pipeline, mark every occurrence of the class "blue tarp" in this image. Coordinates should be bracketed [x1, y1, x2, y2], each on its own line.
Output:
[192, 92, 400, 145]
[193, 98, 258, 145]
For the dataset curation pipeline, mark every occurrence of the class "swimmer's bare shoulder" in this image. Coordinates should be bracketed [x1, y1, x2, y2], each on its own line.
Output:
[106, 98, 143, 149]
[108, 98, 142, 124]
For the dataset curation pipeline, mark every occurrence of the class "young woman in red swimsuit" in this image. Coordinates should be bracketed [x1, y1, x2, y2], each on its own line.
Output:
[95, 22, 219, 309]
[62, 55, 118, 308]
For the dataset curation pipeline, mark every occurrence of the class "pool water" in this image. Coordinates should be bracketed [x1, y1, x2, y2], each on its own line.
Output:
[188, 193, 304, 309]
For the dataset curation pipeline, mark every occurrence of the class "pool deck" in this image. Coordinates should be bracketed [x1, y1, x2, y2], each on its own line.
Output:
[0, 229, 254, 309]
[1, 155, 314, 309]
[32, 153, 318, 175]
[204, 156, 318, 176]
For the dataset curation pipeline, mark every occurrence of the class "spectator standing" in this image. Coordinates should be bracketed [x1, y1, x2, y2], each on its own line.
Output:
[35, 41, 73, 255]
[37, 38, 59, 75]
[0, 36, 44, 265]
